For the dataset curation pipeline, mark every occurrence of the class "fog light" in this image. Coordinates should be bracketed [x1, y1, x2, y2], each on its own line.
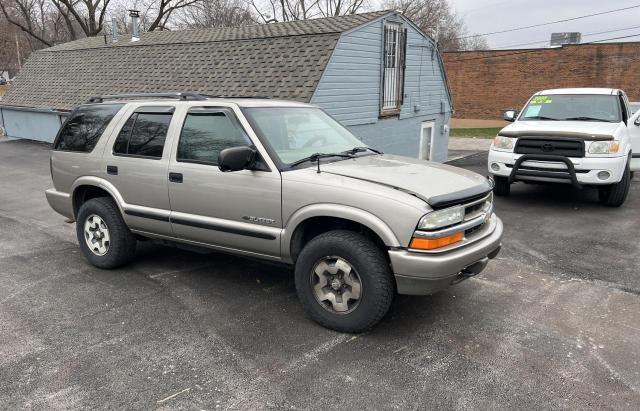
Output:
[491, 163, 500, 172]
[597, 171, 610, 180]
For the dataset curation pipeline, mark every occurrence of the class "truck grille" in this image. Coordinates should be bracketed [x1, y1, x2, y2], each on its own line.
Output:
[515, 138, 584, 157]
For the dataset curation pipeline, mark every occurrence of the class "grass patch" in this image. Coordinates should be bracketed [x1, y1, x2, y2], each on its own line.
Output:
[450, 127, 501, 138]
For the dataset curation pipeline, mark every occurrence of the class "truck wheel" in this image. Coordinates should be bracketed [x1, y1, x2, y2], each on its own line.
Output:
[294, 230, 394, 333]
[493, 176, 510, 196]
[598, 161, 631, 207]
[76, 197, 137, 268]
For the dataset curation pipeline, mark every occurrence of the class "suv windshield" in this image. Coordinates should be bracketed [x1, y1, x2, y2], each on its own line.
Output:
[243, 107, 369, 166]
[520, 94, 622, 123]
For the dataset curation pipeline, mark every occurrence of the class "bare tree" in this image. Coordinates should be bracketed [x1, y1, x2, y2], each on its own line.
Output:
[177, 0, 255, 28]
[53, 0, 111, 36]
[248, 0, 367, 23]
[383, 0, 487, 51]
[0, 0, 57, 45]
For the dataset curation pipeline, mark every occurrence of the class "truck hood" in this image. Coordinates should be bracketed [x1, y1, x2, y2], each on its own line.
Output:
[319, 154, 491, 207]
[500, 120, 622, 140]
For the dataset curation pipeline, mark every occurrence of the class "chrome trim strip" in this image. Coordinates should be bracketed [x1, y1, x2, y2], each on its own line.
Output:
[414, 212, 488, 239]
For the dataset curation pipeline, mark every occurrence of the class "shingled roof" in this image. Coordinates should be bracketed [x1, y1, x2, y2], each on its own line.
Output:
[2, 11, 391, 110]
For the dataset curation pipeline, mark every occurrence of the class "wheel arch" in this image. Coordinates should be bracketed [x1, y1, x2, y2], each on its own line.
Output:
[282, 204, 401, 264]
[71, 177, 126, 219]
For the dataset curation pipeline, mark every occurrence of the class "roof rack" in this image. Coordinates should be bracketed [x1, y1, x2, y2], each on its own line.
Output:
[202, 95, 271, 99]
[87, 92, 208, 103]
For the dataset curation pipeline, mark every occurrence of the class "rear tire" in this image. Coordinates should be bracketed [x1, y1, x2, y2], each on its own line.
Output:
[493, 176, 511, 196]
[76, 197, 137, 268]
[598, 161, 631, 207]
[294, 230, 394, 333]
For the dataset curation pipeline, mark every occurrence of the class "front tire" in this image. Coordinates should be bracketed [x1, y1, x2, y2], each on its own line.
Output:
[294, 230, 394, 333]
[76, 197, 137, 268]
[598, 161, 631, 207]
[493, 176, 511, 196]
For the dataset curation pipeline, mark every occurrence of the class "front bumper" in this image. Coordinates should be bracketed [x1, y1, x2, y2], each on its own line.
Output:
[389, 216, 503, 295]
[488, 150, 628, 185]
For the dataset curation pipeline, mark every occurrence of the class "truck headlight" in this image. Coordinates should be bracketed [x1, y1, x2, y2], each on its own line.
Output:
[588, 141, 620, 154]
[418, 206, 465, 230]
[492, 136, 515, 152]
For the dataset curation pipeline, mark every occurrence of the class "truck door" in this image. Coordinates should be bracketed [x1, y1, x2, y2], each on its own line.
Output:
[103, 105, 176, 236]
[167, 106, 282, 258]
[629, 110, 640, 171]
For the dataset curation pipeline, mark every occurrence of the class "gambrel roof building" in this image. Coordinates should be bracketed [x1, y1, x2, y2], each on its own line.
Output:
[1, 11, 453, 161]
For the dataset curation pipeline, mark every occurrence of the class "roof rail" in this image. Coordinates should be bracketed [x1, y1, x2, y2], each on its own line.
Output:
[87, 92, 208, 103]
[202, 95, 271, 99]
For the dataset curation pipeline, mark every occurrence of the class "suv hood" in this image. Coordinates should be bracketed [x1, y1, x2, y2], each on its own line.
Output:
[320, 154, 491, 207]
[500, 120, 622, 140]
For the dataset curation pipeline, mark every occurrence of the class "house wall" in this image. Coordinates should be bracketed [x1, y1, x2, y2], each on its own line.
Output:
[0, 106, 65, 142]
[311, 13, 453, 162]
[443, 42, 640, 119]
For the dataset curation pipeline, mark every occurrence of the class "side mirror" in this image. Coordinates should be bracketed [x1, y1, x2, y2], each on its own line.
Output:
[218, 146, 257, 172]
[503, 110, 518, 122]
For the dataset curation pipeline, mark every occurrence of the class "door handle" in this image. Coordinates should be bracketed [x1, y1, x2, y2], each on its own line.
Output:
[169, 172, 183, 183]
[107, 165, 118, 175]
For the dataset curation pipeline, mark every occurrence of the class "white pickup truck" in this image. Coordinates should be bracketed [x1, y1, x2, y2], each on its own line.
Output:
[488, 88, 640, 206]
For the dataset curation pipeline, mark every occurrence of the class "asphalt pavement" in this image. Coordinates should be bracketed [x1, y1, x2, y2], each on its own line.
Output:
[1, 140, 639, 409]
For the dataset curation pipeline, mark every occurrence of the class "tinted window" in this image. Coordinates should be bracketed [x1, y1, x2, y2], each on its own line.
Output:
[177, 112, 250, 164]
[113, 112, 172, 158]
[54, 104, 123, 152]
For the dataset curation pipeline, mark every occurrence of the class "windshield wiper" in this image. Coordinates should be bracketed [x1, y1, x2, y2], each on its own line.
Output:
[527, 116, 561, 121]
[343, 146, 383, 155]
[562, 116, 610, 122]
[289, 152, 354, 173]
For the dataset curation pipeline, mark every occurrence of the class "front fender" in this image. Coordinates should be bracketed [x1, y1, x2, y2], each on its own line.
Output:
[281, 203, 401, 263]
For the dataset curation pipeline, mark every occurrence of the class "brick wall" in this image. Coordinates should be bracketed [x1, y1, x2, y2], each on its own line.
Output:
[443, 42, 640, 119]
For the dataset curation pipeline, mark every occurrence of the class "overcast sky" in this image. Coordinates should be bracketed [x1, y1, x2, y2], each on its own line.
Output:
[452, 0, 640, 49]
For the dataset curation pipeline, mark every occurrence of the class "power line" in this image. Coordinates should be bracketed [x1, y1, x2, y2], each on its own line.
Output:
[447, 33, 640, 62]
[491, 24, 640, 50]
[456, 4, 640, 40]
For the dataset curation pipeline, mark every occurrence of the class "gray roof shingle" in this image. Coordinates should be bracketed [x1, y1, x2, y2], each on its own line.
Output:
[2, 11, 391, 110]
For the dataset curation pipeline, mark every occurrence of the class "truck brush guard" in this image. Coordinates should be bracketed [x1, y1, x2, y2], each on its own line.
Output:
[508, 154, 582, 188]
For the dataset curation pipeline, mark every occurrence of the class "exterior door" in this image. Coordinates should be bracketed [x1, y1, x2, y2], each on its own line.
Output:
[103, 105, 176, 236]
[629, 110, 640, 171]
[419, 121, 435, 160]
[168, 107, 282, 258]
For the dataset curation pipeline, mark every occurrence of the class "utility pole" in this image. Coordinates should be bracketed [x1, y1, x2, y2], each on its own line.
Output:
[15, 34, 22, 70]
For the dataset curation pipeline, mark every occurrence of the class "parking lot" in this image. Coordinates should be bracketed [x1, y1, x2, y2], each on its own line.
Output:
[1, 139, 639, 409]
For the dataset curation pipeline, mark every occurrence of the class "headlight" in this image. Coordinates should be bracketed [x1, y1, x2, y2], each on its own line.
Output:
[418, 205, 465, 230]
[588, 141, 620, 154]
[492, 136, 515, 151]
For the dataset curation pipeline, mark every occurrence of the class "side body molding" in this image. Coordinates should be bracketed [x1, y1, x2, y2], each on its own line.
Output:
[281, 203, 401, 263]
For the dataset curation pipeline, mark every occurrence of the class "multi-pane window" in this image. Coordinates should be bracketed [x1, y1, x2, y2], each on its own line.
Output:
[382, 22, 407, 114]
[113, 107, 173, 158]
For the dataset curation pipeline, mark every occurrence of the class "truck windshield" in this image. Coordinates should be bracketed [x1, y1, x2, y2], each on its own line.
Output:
[242, 107, 369, 167]
[520, 94, 622, 123]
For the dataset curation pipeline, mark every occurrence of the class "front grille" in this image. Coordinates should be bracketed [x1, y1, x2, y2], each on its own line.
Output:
[515, 138, 584, 157]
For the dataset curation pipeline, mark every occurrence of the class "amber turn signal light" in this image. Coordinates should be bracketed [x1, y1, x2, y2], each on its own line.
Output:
[410, 232, 464, 250]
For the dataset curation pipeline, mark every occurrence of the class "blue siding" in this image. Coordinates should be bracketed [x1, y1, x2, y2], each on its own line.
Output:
[311, 13, 452, 162]
[0, 107, 63, 142]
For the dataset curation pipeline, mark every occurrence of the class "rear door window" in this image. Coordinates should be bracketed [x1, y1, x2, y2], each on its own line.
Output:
[113, 107, 174, 158]
[54, 104, 123, 152]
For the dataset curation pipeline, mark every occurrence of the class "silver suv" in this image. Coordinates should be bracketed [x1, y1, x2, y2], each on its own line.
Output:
[46, 93, 503, 332]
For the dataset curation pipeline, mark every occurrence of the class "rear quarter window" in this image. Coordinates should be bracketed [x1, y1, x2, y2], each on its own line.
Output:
[54, 104, 124, 152]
